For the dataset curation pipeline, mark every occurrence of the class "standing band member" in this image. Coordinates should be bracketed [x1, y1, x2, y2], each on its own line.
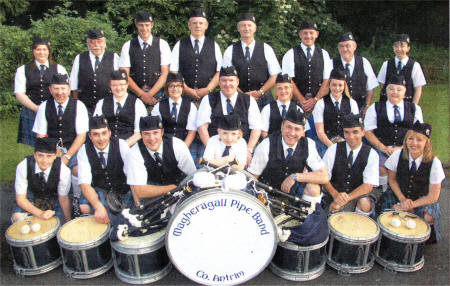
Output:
[119, 11, 171, 106]
[222, 12, 281, 110]
[70, 29, 120, 114]
[94, 70, 148, 147]
[11, 138, 71, 223]
[322, 114, 379, 216]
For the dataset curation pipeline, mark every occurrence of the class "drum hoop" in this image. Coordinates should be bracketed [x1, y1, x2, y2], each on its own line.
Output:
[165, 188, 278, 284]
[5, 217, 60, 247]
[279, 235, 329, 251]
[57, 216, 110, 249]
[328, 212, 380, 243]
[377, 212, 430, 242]
[111, 231, 166, 254]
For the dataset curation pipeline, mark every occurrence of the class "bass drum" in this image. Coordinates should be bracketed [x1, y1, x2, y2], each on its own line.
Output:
[166, 188, 277, 286]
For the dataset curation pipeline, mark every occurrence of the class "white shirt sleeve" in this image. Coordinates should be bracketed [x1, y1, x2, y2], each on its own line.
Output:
[202, 136, 216, 161]
[93, 99, 104, 116]
[312, 99, 325, 123]
[134, 98, 149, 133]
[14, 65, 27, 94]
[126, 144, 148, 185]
[322, 144, 337, 179]
[260, 104, 271, 132]
[214, 42, 223, 71]
[384, 149, 402, 171]
[411, 62, 427, 87]
[247, 97, 262, 130]
[349, 98, 360, 114]
[186, 103, 198, 131]
[364, 103, 377, 131]
[57, 163, 72, 196]
[306, 138, 325, 171]
[160, 38, 172, 66]
[196, 95, 212, 128]
[119, 139, 130, 176]
[281, 49, 295, 77]
[321, 49, 332, 80]
[172, 137, 197, 175]
[222, 45, 233, 68]
[77, 145, 92, 185]
[119, 41, 131, 68]
[113, 53, 121, 70]
[234, 138, 248, 164]
[56, 64, 68, 76]
[169, 41, 181, 72]
[430, 157, 445, 184]
[32, 102, 48, 135]
[70, 55, 80, 91]
[377, 61, 388, 84]
[14, 159, 28, 195]
[264, 43, 281, 75]
[75, 101, 89, 134]
[150, 102, 161, 118]
[363, 149, 379, 186]
[362, 57, 379, 90]
[247, 138, 270, 176]
[413, 104, 424, 123]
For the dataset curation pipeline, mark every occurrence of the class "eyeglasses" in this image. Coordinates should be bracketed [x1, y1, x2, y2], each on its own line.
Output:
[168, 84, 183, 89]
[110, 83, 127, 88]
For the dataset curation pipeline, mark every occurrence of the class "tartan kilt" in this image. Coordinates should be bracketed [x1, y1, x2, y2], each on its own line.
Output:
[189, 141, 205, 169]
[17, 106, 37, 147]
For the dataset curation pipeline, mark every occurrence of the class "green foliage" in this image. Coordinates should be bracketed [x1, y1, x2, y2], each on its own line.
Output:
[0, 91, 21, 117]
[0, 0, 29, 23]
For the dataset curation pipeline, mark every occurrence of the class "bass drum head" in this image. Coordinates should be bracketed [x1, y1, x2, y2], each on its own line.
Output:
[166, 188, 277, 286]
[378, 211, 430, 241]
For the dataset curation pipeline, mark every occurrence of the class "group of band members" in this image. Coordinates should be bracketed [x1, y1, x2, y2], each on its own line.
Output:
[12, 9, 444, 244]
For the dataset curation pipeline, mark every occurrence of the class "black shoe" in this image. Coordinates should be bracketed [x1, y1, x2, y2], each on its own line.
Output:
[72, 197, 81, 218]
[426, 224, 437, 245]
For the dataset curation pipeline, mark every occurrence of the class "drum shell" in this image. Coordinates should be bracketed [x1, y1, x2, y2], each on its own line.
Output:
[111, 230, 172, 284]
[6, 217, 61, 275]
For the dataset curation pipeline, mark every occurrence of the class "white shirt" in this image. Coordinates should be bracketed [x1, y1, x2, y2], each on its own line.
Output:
[322, 142, 379, 186]
[196, 91, 262, 130]
[222, 40, 281, 76]
[385, 150, 445, 184]
[32, 98, 89, 135]
[119, 35, 172, 68]
[312, 95, 360, 123]
[151, 97, 198, 131]
[364, 100, 423, 131]
[93, 93, 148, 133]
[127, 137, 197, 185]
[329, 56, 379, 91]
[70, 51, 120, 90]
[14, 61, 68, 94]
[260, 100, 310, 132]
[203, 135, 248, 164]
[281, 43, 332, 80]
[170, 35, 223, 72]
[377, 56, 426, 88]
[15, 158, 71, 196]
[247, 136, 325, 176]
[77, 139, 130, 185]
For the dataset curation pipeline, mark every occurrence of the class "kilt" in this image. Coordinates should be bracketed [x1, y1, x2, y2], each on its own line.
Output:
[374, 148, 389, 168]
[17, 106, 37, 147]
[189, 141, 205, 169]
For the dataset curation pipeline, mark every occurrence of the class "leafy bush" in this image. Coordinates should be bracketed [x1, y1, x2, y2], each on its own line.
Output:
[0, 91, 21, 117]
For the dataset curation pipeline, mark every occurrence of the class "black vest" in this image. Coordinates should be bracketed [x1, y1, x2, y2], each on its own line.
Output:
[85, 138, 129, 194]
[26, 156, 61, 201]
[179, 37, 217, 89]
[25, 63, 57, 105]
[293, 46, 324, 96]
[331, 142, 371, 193]
[380, 58, 415, 102]
[323, 96, 352, 139]
[129, 37, 161, 89]
[159, 98, 191, 140]
[373, 102, 415, 146]
[102, 95, 137, 140]
[45, 98, 77, 148]
[208, 91, 251, 141]
[78, 51, 114, 111]
[332, 56, 367, 108]
[232, 41, 269, 92]
[137, 136, 185, 185]
[268, 101, 298, 135]
[259, 135, 309, 190]
[397, 150, 431, 201]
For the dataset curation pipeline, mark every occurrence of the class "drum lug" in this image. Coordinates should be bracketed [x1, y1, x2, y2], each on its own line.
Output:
[337, 269, 351, 277]
[14, 269, 25, 278]
[65, 271, 75, 280]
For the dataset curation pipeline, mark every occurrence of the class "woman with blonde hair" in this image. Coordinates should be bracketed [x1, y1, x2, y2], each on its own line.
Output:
[380, 122, 445, 243]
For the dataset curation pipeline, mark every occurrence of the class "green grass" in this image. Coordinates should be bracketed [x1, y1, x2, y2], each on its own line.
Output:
[0, 84, 448, 183]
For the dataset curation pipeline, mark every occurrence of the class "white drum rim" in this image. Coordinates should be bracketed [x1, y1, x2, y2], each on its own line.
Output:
[328, 212, 380, 244]
[6, 217, 60, 247]
[377, 211, 430, 243]
[111, 229, 166, 254]
[57, 215, 110, 250]
[165, 188, 278, 285]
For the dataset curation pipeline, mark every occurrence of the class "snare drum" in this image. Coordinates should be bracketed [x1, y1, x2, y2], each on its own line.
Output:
[5, 216, 61, 276]
[166, 188, 277, 286]
[270, 214, 328, 281]
[327, 212, 380, 275]
[111, 228, 172, 284]
[375, 211, 430, 272]
[57, 216, 113, 279]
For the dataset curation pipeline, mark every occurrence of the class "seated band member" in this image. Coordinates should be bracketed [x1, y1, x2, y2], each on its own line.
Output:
[247, 108, 329, 203]
[381, 122, 445, 243]
[11, 138, 71, 223]
[260, 73, 309, 138]
[322, 114, 379, 216]
[313, 68, 359, 156]
[151, 73, 197, 147]
[203, 114, 247, 170]
[127, 116, 197, 200]
[94, 70, 148, 147]
[364, 74, 423, 193]
[77, 116, 133, 224]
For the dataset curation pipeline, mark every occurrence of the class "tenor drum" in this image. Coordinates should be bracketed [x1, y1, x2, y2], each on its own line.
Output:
[375, 211, 430, 272]
[57, 216, 113, 279]
[166, 188, 277, 286]
[270, 214, 328, 281]
[111, 228, 172, 284]
[327, 212, 380, 275]
[5, 216, 61, 276]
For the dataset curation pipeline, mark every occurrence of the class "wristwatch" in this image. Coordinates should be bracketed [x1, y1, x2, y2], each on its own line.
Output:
[63, 154, 71, 160]
[291, 173, 298, 181]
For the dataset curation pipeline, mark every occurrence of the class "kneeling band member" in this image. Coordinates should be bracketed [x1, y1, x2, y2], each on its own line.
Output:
[127, 116, 197, 199]
[247, 108, 329, 203]
[77, 115, 132, 224]
[12, 138, 72, 223]
[322, 114, 379, 216]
